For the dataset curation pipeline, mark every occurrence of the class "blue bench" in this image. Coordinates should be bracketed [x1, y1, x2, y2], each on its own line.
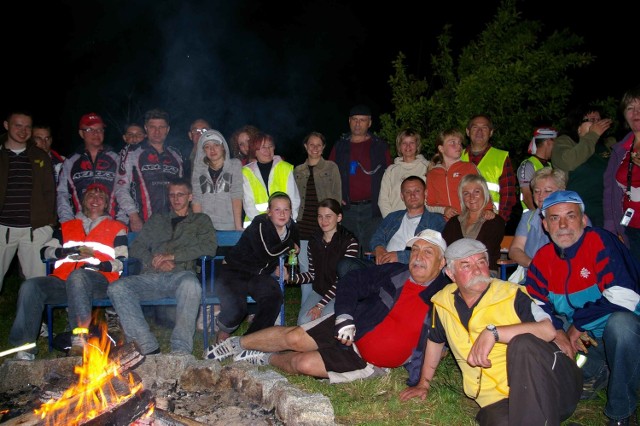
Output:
[44, 230, 285, 352]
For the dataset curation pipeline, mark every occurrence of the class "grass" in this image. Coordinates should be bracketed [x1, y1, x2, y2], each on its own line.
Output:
[0, 265, 620, 425]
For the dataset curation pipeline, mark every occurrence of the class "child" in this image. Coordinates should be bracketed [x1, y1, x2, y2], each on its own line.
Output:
[214, 192, 299, 342]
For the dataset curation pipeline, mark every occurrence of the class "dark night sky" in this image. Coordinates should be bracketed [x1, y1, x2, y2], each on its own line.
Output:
[4, 0, 637, 165]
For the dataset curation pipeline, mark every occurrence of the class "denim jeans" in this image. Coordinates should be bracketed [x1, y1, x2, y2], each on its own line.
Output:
[65, 268, 109, 330]
[217, 265, 282, 335]
[297, 289, 336, 325]
[341, 203, 381, 253]
[580, 311, 640, 420]
[107, 271, 201, 354]
[9, 275, 67, 351]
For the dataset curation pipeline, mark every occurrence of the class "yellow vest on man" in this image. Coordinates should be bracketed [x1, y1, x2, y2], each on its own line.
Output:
[461, 147, 508, 211]
[242, 161, 293, 227]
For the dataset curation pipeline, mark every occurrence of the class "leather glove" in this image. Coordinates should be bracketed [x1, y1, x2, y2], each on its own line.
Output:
[81, 261, 110, 272]
[334, 317, 356, 342]
[54, 247, 81, 258]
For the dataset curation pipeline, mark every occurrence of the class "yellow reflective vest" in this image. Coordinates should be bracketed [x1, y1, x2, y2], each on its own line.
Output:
[462, 147, 508, 211]
[242, 161, 293, 227]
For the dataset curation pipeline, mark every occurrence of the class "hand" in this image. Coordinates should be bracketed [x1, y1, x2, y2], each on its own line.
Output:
[81, 261, 109, 272]
[443, 206, 458, 220]
[566, 325, 586, 354]
[590, 118, 612, 136]
[129, 213, 144, 232]
[467, 329, 495, 368]
[552, 329, 575, 359]
[306, 305, 323, 321]
[334, 318, 356, 345]
[399, 382, 430, 401]
[55, 246, 81, 258]
[376, 251, 398, 265]
[481, 209, 496, 220]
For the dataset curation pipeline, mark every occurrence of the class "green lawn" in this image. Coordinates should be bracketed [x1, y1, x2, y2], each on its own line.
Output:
[0, 265, 616, 425]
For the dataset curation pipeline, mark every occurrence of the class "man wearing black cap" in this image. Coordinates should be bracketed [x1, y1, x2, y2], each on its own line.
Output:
[401, 238, 582, 426]
[329, 105, 390, 251]
[526, 190, 640, 426]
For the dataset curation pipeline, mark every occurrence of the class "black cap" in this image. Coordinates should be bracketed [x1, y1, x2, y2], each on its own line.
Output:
[349, 104, 371, 117]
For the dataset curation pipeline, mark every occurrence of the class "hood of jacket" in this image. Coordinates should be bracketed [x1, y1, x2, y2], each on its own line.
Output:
[193, 129, 231, 173]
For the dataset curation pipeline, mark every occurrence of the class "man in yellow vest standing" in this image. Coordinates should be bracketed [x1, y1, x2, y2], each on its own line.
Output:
[517, 128, 556, 212]
[461, 114, 516, 223]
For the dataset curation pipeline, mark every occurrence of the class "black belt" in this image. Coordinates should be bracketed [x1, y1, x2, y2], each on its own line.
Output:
[351, 200, 371, 205]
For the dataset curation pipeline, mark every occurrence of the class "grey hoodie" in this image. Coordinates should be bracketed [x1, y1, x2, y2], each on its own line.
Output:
[191, 129, 243, 230]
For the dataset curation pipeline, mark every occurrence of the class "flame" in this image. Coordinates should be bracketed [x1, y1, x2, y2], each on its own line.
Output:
[35, 323, 142, 425]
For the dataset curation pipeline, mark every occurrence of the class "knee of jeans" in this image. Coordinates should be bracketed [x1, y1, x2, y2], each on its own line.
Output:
[604, 311, 640, 339]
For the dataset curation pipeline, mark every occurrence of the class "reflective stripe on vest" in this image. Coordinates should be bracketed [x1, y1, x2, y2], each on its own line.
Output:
[242, 161, 293, 227]
[53, 219, 126, 282]
[462, 147, 508, 211]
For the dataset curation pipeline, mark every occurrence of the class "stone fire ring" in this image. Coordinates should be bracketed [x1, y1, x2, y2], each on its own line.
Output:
[0, 354, 336, 425]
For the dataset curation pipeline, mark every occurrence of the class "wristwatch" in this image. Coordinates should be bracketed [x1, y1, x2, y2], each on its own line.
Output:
[486, 324, 499, 342]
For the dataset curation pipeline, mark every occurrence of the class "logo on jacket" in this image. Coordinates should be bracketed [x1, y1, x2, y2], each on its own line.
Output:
[580, 267, 591, 279]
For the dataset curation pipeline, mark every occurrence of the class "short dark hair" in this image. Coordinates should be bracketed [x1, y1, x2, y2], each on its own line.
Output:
[401, 175, 426, 190]
[144, 108, 170, 126]
[168, 177, 192, 193]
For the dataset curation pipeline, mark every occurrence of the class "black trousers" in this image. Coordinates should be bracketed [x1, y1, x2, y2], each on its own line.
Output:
[476, 334, 583, 426]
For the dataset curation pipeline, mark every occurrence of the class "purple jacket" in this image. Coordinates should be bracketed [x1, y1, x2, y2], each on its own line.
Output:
[603, 132, 630, 247]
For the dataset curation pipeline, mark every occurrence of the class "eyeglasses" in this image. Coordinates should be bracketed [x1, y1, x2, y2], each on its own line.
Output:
[82, 128, 104, 134]
[168, 192, 190, 199]
[125, 132, 145, 138]
[34, 136, 52, 143]
[191, 128, 208, 135]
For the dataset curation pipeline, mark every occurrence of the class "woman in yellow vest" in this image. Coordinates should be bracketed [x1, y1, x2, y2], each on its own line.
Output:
[242, 133, 300, 228]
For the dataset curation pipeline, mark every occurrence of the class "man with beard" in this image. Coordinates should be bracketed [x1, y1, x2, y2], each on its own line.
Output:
[400, 238, 582, 426]
[205, 229, 450, 385]
[526, 190, 640, 426]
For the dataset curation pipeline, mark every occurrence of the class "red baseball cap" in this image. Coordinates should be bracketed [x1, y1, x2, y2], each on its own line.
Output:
[85, 183, 110, 196]
[78, 113, 105, 129]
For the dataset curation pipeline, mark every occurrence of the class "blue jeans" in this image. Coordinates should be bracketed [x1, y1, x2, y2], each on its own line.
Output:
[581, 311, 640, 420]
[66, 269, 109, 329]
[297, 289, 336, 325]
[9, 275, 66, 351]
[341, 203, 381, 253]
[107, 271, 201, 355]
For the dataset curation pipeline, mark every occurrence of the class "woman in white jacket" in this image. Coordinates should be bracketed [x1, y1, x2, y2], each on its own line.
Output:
[377, 129, 430, 217]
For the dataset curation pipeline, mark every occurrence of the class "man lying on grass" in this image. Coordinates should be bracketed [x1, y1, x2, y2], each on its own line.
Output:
[399, 238, 582, 426]
[205, 229, 450, 384]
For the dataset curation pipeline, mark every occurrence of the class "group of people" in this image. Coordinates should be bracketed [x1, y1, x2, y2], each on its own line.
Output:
[2, 86, 640, 425]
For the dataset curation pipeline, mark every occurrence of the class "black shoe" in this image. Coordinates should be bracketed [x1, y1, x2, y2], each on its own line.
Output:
[581, 367, 609, 400]
[608, 414, 638, 426]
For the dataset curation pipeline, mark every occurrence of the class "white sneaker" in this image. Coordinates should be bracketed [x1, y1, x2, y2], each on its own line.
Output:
[203, 336, 241, 361]
[39, 322, 49, 337]
[233, 350, 269, 366]
[15, 351, 35, 361]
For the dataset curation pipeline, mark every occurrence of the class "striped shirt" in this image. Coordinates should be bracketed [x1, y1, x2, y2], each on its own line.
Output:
[0, 150, 32, 227]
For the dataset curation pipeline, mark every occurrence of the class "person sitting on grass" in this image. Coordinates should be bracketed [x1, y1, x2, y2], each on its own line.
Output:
[400, 238, 582, 426]
[205, 229, 450, 386]
[10, 184, 128, 359]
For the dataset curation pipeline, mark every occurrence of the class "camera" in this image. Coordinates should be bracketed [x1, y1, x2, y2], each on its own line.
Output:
[620, 208, 635, 227]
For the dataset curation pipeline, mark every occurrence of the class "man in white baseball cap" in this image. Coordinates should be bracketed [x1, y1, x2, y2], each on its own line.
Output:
[204, 229, 450, 386]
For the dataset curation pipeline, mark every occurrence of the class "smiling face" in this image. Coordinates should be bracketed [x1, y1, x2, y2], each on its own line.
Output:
[543, 203, 587, 249]
[82, 188, 108, 218]
[304, 135, 325, 161]
[4, 114, 32, 146]
[267, 197, 292, 230]
[399, 135, 419, 160]
[461, 181, 485, 213]
[532, 176, 560, 209]
[255, 139, 275, 163]
[123, 125, 145, 145]
[408, 239, 445, 284]
[624, 99, 640, 133]
[317, 206, 341, 233]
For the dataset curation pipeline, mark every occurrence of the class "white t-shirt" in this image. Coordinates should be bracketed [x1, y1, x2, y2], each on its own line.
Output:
[386, 214, 421, 251]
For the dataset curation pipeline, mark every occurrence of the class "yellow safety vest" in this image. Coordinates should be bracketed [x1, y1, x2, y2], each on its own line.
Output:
[519, 156, 551, 212]
[462, 147, 508, 211]
[242, 161, 293, 227]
